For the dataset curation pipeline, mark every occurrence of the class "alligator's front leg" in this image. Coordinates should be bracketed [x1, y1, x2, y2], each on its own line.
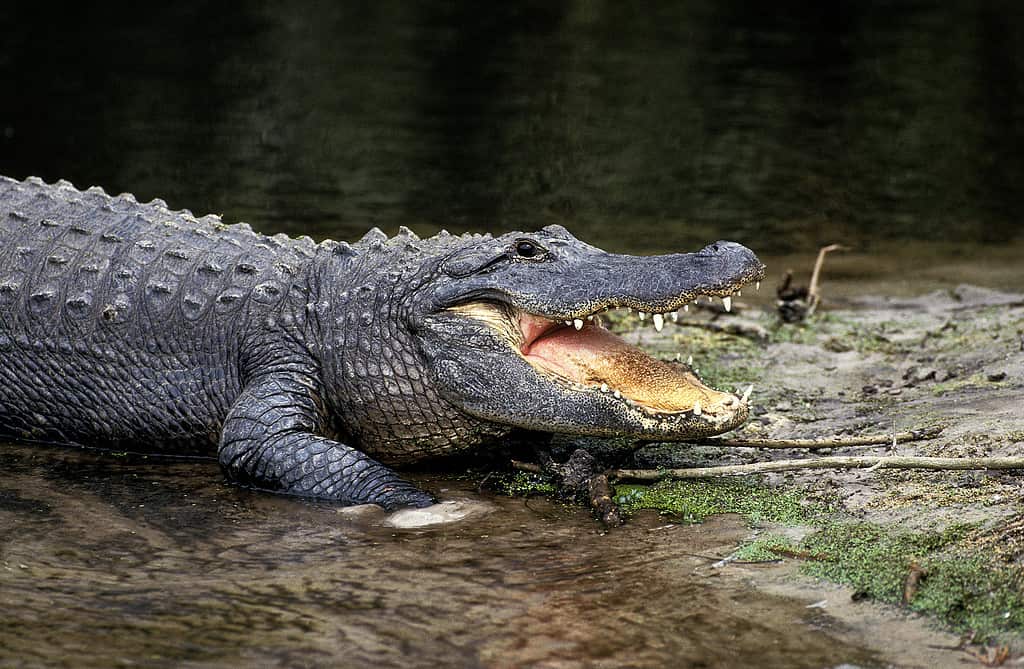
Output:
[218, 373, 434, 510]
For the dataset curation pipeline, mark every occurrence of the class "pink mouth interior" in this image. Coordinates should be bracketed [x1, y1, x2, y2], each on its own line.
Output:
[518, 313, 729, 413]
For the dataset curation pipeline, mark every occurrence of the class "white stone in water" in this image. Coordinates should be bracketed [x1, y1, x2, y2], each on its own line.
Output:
[384, 499, 494, 528]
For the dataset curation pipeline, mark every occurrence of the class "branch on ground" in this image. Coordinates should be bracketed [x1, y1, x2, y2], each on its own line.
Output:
[609, 455, 1024, 482]
[694, 426, 944, 449]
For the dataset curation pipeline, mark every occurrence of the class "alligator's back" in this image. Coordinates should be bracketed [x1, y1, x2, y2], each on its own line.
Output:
[0, 176, 318, 453]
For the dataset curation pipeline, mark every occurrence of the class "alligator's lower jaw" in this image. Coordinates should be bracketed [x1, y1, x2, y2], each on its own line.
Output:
[518, 312, 744, 420]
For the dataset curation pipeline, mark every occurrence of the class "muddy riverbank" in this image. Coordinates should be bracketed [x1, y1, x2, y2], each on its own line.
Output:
[594, 282, 1024, 662]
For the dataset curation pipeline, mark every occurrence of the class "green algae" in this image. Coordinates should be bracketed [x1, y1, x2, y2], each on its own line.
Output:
[613, 478, 830, 525]
[796, 522, 1024, 642]
[930, 373, 988, 396]
[494, 471, 557, 497]
[625, 477, 1024, 642]
[732, 533, 801, 562]
[723, 521, 1024, 643]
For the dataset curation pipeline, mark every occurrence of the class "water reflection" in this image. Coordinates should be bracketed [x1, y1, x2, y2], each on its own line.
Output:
[0, 1, 1021, 255]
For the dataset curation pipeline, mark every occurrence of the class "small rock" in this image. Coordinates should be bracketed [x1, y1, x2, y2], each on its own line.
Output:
[987, 371, 1007, 382]
[823, 337, 852, 353]
[911, 367, 938, 384]
[862, 385, 878, 395]
[935, 368, 956, 383]
[384, 499, 494, 528]
[774, 401, 793, 412]
[887, 388, 903, 395]
[952, 472, 984, 488]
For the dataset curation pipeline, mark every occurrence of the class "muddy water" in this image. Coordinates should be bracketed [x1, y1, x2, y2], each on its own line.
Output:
[0, 443, 885, 668]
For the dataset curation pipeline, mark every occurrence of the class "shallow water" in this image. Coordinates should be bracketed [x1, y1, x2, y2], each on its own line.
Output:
[0, 443, 883, 668]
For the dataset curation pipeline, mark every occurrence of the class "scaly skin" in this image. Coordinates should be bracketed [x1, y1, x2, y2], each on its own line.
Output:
[0, 176, 764, 509]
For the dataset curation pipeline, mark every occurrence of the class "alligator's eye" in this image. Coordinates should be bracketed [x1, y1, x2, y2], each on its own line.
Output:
[513, 239, 546, 259]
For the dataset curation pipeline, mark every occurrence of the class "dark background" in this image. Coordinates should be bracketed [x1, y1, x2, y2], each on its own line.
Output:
[1, 1, 1022, 256]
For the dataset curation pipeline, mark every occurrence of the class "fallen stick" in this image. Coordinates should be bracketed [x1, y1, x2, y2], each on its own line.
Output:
[610, 455, 1024, 482]
[806, 243, 848, 317]
[694, 426, 943, 449]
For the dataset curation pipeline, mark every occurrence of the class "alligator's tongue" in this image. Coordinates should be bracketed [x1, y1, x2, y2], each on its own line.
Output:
[521, 319, 722, 412]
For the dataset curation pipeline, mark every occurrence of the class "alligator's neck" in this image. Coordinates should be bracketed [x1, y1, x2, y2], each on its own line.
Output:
[309, 242, 509, 465]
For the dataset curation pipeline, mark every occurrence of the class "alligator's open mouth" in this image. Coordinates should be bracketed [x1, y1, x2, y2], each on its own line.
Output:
[448, 293, 756, 423]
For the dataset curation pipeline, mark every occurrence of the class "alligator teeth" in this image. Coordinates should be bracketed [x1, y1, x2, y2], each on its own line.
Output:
[600, 383, 609, 392]
[652, 313, 664, 332]
[613, 390, 621, 398]
[687, 355, 693, 366]
[737, 290, 741, 297]
[638, 311, 646, 321]
[692, 401, 702, 416]
[587, 315, 594, 321]
[722, 296, 732, 312]
[756, 281, 761, 291]
[683, 304, 689, 312]
[671, 311, 678, 322]
[741, 385, 753, 403]
[573, 319, 584, 330]
[564, 320, 572, 327]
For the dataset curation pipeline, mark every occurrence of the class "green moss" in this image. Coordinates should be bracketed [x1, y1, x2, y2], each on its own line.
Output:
[909, 556, 1024, 639]
[494, 471, 557, 496]
[799, 523, 965, 601]
[931, 373, 987, 396]
[614, 478, 827, 524]
[768, 322, 820, 346]
[628, 481, 1024, 641]
[733, 533, 800, 561]
[796, 522, 1024, 642]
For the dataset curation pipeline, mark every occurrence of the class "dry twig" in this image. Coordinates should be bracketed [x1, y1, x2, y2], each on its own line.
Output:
[610, 456, 1024, 482]
[806, 243, 848, 316]
[694, 426, 943, 449]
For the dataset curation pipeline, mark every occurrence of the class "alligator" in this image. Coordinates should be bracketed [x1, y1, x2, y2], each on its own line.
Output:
[0, 176, 765, 509]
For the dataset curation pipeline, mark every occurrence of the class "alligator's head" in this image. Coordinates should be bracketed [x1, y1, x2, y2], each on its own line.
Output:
[395, 224, 765, 446]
